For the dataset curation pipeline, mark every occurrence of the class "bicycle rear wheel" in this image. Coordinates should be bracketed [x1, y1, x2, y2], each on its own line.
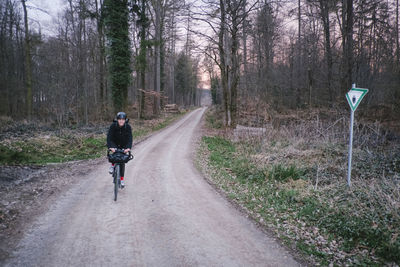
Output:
[114, 164, 120, 201]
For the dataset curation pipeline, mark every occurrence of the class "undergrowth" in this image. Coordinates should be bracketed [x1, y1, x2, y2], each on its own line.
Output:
[0, 112, 185, 165]
[199, 108, 400, 266]
[0, 136, 106, 164]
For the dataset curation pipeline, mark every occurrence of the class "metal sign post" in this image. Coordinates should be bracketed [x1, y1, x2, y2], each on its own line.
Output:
[347, 108, 354, 187]
[346, 84, 368, 187]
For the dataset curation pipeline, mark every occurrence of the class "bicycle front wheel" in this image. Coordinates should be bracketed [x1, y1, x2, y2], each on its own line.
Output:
[114, 164, 120, 201]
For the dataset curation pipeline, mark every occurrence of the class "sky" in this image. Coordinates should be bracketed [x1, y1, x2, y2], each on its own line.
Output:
[28, 0, 67, 36]
[29, 0, 299, 38]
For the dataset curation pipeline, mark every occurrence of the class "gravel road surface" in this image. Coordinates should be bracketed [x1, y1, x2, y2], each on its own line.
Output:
[4, 107, 299, 267]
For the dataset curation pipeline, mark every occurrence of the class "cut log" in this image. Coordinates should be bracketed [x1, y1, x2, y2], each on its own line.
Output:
[164, 103, 180, 113]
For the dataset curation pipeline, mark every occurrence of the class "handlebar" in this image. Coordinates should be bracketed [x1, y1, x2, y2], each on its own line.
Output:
[107, 148, 133, 159]
[108, 148, 130, 154]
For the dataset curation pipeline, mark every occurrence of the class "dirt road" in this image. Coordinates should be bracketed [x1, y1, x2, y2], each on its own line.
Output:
[4, 108, 299, 266]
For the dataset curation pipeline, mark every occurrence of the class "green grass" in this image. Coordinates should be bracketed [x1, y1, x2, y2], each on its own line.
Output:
[201, 135, 400, 265]
[132, 128, 150, 139]
[320, 209, 400, 261]
[296, 240, 329, 263]
[205, 109, 223, 129]
[0, 112, 186, 166]
[268, 164, 306, 182]
[0, 136, 106, 165]
[203, 136, 306, 184]
[204, 136, 268, 183]
[132, 112, 185, 139]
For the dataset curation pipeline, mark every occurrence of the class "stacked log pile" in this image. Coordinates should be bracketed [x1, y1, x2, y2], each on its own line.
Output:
[233, 124, 267, 141]
[160, 95, 168, 109]
[139, 90, 159, 119]
[138, 90, 171, 118]
[164, 104, 180, 113]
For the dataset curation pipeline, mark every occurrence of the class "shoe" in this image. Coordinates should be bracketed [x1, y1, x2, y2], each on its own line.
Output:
[120, 180, 125, 188]
[109, 165, 114, 174]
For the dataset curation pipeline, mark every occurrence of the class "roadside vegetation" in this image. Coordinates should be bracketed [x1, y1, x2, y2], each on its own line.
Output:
[198, 107, 400, 266]
[0, 112, 185, 165]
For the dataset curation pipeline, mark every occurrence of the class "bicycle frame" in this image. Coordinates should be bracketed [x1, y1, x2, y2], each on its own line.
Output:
[113, 163, 121, 201]
[108, 148, 133, 201]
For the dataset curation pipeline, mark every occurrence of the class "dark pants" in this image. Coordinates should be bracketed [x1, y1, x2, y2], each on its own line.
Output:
[120, 163, 125, 178]
[112, 163, 125, 178]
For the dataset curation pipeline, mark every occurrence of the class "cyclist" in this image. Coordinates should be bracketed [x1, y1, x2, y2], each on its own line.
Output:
[107, 112, 133, 188]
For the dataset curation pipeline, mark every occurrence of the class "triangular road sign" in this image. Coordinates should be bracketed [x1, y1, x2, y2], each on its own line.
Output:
[346, 88, 368, 111]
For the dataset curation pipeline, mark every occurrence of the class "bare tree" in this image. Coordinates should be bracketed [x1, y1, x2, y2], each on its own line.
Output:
[307, 0, 337, 103]
[95, 0, 107, 112]
[21, 0, 32, 119]
[153, 0, 161, 112]
[396, 0, 399, 67]
[344, 0, 353, 92]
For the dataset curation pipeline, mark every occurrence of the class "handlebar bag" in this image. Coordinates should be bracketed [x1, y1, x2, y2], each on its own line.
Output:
[108, 152, 130, 163]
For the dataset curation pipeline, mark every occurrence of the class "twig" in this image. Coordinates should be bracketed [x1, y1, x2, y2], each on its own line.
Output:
[323, 117, 344, 133]
[315, 164, 319, 191]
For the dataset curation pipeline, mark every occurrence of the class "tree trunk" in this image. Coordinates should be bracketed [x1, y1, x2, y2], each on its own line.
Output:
[104, 0, 130, 114]
[308, 50, 313, 108]
[340, 0, 347, 94]
[396, 0, 399, 66]
[139, 0, 146, 118]
[21, 0, 32, 119]
[185, 10, 191, 57]
[154, 0, 161, 113]
[242, 0, 248, 103]
[95, 0, 106, 113]
[219, 0, 229, 126]
[297, 0, 302, 106]
[229, 2, 239, 128]
[79, 0, 88, 125]
[171, 4, 176, 103]
[298, 0, 301, 48]
[319, 0, 333, 103]
[345, 0, 353, 90]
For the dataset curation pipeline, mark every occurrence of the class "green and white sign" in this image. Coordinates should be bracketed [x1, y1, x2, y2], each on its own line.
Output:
[346, 85, 368, 187]
[346, 88, 368, 111]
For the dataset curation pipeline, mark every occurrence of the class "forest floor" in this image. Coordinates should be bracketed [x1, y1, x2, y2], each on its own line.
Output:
[196, 107, 400, 266]
[0, 111, 186, 261]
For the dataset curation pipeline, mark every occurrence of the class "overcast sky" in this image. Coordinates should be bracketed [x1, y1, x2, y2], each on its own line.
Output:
[28, 0, 67, 35]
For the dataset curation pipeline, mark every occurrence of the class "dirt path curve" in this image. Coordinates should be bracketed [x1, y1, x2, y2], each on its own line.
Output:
[5, 108, 299, 267]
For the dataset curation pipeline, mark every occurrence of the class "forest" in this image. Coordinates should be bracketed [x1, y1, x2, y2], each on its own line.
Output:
[1, 1, 400, 265]
[201, 0, 400, 128]
[0, 0, 399, 127]
[0, 0, 200, 124]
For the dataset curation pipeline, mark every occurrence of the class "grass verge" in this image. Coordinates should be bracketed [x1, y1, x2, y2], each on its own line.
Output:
[0, 112, 186, 165]
[197, 108, 400, 266]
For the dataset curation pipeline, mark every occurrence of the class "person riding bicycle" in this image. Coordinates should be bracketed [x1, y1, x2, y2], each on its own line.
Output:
[107, 112, 133, 188]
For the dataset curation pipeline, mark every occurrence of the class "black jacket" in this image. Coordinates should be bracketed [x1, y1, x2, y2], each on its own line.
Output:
[107, 121, 133, 149]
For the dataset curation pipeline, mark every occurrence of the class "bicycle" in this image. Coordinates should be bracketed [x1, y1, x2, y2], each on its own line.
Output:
[107, 148, 133, 201]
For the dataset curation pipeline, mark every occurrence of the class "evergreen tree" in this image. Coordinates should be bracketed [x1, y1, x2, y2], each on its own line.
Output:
[133, 0, 149, 118]
[210, 77, 219, 105]
[103, 0, 131, 112]
[175, 52, 197, 106]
